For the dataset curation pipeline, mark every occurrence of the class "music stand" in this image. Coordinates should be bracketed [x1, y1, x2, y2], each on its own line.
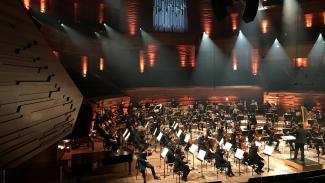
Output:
[189, 144, 198, 170]
[173, 123, 178, 130]
[122, 129, 129, 147]
[184, 134, 190, 161]
[172, 121, 176, 128]
[177, 129, 182, 138]
[282, 135, 295, 158]
[157, 132, 163, 167]
[161, 147, 169, 178]
[219, 138, 224, 148]
[197, 150, 206, 178]
[234, 149, 244, 176]
[263, 145, 274, 172]
[224, 142, 232, 161]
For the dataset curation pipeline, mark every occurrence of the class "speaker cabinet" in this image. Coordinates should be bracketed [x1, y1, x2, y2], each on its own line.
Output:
[242, 0, 259, 23]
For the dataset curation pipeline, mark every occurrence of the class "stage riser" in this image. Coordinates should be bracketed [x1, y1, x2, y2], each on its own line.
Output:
[284, 159, 322, 171]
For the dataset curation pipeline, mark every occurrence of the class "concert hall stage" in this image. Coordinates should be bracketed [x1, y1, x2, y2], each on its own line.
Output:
[284, 158, 322, 171]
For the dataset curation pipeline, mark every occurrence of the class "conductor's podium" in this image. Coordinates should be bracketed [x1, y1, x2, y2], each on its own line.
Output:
[284, 158, 322, 171]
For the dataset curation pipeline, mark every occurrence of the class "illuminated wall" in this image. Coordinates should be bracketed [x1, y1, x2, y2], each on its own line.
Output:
[81, 56, 88, 77]
[201, 0, 213, 36]
[126, 0, 138, 35]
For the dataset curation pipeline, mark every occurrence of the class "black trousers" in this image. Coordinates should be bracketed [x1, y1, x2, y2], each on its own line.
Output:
[180, 165, 190, 178]
[141, 162, 156, 180]
[294, 143, 305, 161]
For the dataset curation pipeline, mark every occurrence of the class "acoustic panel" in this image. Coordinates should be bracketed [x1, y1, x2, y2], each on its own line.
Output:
[0, 0, 83, 168]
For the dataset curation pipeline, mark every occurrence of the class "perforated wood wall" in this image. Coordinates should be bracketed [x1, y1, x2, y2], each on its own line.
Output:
[0, 0, 83, 168]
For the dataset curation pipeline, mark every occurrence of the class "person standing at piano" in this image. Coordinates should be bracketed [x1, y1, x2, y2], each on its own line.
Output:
[293, 123, 307, 162]
[137, 147, 160, 182]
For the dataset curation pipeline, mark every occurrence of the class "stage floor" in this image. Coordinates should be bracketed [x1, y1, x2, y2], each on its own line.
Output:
[60, 117, 325, 183]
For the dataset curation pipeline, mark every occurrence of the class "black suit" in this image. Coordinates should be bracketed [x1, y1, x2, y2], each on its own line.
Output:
[174, 154, 190, 179]
[249, 146, 264, 172]
[294, 127, 307, 161]
[215, 150, 233, 176]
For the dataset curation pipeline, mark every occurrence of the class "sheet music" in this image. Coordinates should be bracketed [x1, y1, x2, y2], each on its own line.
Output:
[144, 122, 149, 129]
[197, 149, 206, 161]
[282, 135, 296, 141]
[264, 145, 274, 156]
[173, 123, 178, 130]
[189, 144, 198, 154]
[123, 129, 129, 138]
[219, 138, 224, 147]
[235, 149, 244, 159]
[224, 142, 232, 151]
[184, 134, 190, 143]
[255, 141, 262, 147]
[177, 129, 182, 137]
[125, 132, 131, 141]
[157, 132, 163, 141]
[172, 121, 176, 128]
[161, 147, 169, 158]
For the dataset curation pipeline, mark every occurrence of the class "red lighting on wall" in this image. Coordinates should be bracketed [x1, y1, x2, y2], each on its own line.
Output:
[23, 0, 31, 10]
[40, 0, 46, 13]
[73, 2, 79, 23]
[231, 13, 239, 31]
[98, 3, 105, 24]
[251, 49, 259, 75]
[232, 50, 238, 71]
[305, 13, 313, 28]
[81, 56, 88, 77]
[52, 51, 59, 58]
[99, 57, 104, 71]
[322, 11, 325, 25]
[139, 50, 145, 73]
[261, 19, 269, 33]
[201, 0, 213, 36]
[176, 45, 196, 68]
[147, 44, 157, 67]
[294, 58, 308, 68]
[127, 0, 138, 35]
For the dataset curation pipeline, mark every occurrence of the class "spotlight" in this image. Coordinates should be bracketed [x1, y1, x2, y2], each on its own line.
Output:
[139, 27, 142, 31]
[103, 23, 107, 26]
[60, 23, 64, 27]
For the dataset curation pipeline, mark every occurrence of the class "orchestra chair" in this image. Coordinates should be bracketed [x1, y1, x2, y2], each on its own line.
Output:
[174, 170, 183, 183]
[243, 158, 256, 176]
[166, 162, 174, 176]
[214, 162, 228, 179]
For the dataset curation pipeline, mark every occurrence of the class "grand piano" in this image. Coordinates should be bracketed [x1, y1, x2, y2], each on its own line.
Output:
[71, 147, 133, 175]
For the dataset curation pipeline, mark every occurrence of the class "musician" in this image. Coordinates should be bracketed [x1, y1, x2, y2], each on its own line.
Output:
[103, 128, 118, 151]
[137, 147, 160, 182]
[247, 128, 256, 143]
[174, 148, 191, 181]
[230, 129, 238, 151]
[215, 145, 235, 177]
[265, 123, 279, 151]
[248, 142, 264, 174]
[133, 126, 148, 149]
[293, 123, 307, 162]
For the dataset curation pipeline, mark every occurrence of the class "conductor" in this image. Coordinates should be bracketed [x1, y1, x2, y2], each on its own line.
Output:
[293, 123, 307, 162]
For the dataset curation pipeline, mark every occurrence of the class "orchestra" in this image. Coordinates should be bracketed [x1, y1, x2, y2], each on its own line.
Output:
[89, 98, 324, 182]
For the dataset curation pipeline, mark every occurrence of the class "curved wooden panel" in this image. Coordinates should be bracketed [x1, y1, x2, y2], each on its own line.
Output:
[0, 0, 83, 168]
